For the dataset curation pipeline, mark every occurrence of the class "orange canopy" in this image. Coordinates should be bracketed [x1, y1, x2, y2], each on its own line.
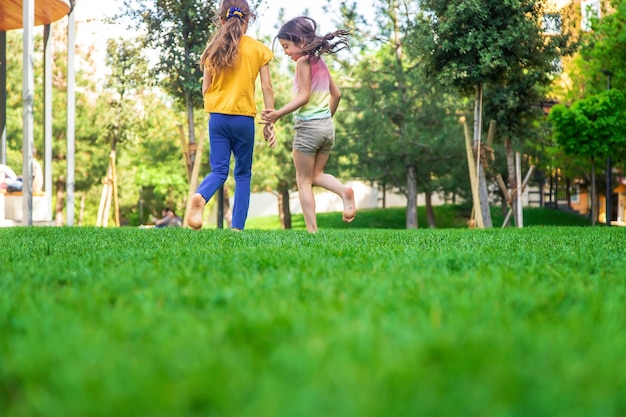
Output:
[0, 0, 71, 31]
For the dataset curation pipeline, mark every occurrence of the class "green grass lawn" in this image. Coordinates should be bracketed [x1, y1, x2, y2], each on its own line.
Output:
[1, 208, 623, 417]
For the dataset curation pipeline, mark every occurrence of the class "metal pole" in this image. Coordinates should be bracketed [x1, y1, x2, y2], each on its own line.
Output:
[516, 152, 523, 228]
[22, 0, 35, 226]
[44, 24, 53, 221]
[0, 31, 6, 164]
[217, 186, 224, 228]
[601, 70, 613, 226]
[66, 4, 76, 226]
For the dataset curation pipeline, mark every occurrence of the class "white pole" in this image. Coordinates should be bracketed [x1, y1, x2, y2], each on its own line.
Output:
[22, 0, 35, 226]
[1, 31, 6, 164]
[66, 3, 77, 226]
[516, 152, 523, 228]
[44, 24, 53, 222]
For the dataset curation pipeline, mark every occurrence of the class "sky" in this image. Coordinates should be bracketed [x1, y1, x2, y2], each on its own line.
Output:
[72, 0, 375, 77]
[76, 0, 375, 39]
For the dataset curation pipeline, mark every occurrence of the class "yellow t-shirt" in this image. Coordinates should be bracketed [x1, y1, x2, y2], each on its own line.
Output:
[203, 36, 273, 117]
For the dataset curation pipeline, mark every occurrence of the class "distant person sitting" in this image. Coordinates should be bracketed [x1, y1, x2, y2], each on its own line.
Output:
[1, 163, 20, 192]
[0, 158, 43, 194]
[154, 208, 183, 228]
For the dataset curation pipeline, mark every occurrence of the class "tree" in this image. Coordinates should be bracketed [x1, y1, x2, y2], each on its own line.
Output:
[116, 0, 218, 177]
[548, 88, 626, 225]
[579, 0, 626, 94]
[94, 38, 150, 226]
[337, 0, 465, 229]
[418, 0, 575, 227]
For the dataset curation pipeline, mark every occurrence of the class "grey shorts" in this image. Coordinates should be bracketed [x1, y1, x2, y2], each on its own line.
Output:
[293, 117, 335, 156]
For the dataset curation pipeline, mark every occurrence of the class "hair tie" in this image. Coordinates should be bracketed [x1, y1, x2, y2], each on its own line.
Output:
[226, 7, 244, 20]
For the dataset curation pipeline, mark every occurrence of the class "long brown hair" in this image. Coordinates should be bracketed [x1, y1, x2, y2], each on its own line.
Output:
[275, 16, 350, 58]
[199, 0, 256, 74]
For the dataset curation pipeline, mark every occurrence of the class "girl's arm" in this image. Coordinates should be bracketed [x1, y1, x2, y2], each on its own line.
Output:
[259, 64, 277, 148]
[259, 64, 275, 111]
[201, 67, 212, 96]
[329, 76, 341, 117]
[262, 56, 311, 123]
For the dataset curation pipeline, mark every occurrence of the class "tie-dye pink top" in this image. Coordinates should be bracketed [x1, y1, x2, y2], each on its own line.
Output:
[294, 57, 331, 121]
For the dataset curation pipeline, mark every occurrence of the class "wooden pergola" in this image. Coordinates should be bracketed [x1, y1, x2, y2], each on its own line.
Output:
[0, 0, 75, 226]
[0, 0, 71, 31]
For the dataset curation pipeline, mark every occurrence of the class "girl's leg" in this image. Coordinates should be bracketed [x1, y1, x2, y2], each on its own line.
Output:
[230, 116, 255, 230]
[311, 152, 356, 222]
[293, 149, 318, 233]
[189, 114, 232, 230]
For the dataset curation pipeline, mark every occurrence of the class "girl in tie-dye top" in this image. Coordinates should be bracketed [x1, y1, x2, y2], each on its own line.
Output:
[295, 58, 332, 121]
[262, 17, 357, 233]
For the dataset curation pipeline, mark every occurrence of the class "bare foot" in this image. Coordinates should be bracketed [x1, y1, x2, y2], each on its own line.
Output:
[188, 193, 206, 230]
[342, 187, 356, 222]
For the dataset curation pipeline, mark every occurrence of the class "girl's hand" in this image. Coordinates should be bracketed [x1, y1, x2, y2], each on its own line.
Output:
[261, 109, 280, 124]
[262, 122, 276, 148]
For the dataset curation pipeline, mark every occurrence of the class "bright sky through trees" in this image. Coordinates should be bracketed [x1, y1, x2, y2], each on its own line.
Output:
[79, 0, 376, 38]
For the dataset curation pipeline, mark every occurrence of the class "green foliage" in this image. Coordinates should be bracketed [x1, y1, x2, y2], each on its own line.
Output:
[2, 25, 122, 199]
[580, 0, 626, 94]
[337, 4, 467, 202]
[419, 0, 575, 95]
[117, 0, 217, 111]
[1, 225, 624, 416]
[549, 88, 626, 159]
[414, 0, 581, 192]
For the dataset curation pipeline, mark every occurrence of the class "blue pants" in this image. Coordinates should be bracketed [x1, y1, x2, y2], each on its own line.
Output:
[196, 113, 255, 230]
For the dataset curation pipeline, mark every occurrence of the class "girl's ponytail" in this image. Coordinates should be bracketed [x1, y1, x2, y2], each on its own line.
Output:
[199, 0, 255, 73]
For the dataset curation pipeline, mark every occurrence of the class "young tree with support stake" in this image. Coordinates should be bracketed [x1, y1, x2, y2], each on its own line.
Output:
[418, 0, 574, 228]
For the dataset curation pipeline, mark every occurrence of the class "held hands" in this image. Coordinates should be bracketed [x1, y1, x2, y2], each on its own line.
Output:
[260, 108, 280, 148]
[260, 120, 276, 148]
[261, 109, 280, 124]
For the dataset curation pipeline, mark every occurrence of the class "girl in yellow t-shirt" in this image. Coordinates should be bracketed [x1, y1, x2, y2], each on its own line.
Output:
[188, 0, 275, 231]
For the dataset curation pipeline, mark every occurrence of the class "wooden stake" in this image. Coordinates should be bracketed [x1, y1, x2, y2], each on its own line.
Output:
[496, 174, 512, 206]
[486, 120, 496, 149]
[500, 165, 536, 228]
[463, 118, 484, 228]
[110, 150, 120, 227]
[96, 163, 111, 227]
[178, 123, 190, 182]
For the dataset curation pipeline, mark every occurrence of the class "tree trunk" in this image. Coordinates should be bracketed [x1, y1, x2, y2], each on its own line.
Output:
[425, 192, 436, 228]
[223, 185, 232, 228]
[278, 186, 291, 229]
[406, 164, 418, 229]
[504, 136, 518, 227]
[474, 83, 492, 227]
[55, 176, 65, 226]
[591, 157, 596, 226]
[185, 94, 197, 180]
[78, 193, 85, 226]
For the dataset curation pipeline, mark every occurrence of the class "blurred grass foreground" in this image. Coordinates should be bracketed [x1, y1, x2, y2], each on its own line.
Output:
[1, 207, 625, 417]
